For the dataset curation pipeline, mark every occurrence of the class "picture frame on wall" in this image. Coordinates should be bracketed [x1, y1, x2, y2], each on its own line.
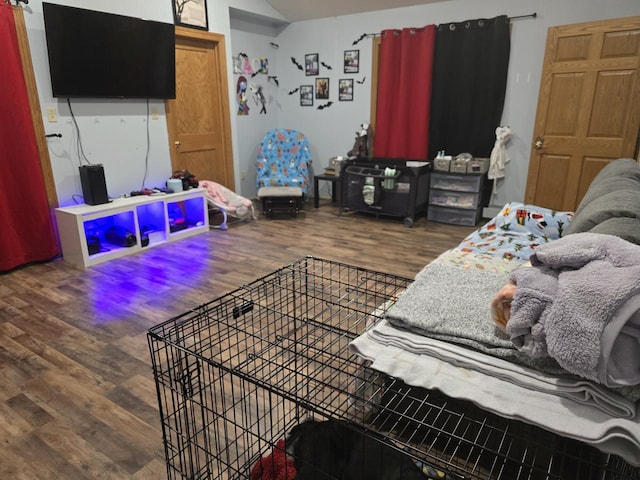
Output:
[338, 79, 353, 101]
[300, 85, 314, 106]
[315, 78, 329, 99]
[344, 50, 359, 73]
[173, 0, 209, 30]
[305, 53, 319, 76]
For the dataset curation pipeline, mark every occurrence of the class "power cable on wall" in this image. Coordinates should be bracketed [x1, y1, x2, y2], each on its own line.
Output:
[140, 98, 151, 190]
[67, 98, 94, 166]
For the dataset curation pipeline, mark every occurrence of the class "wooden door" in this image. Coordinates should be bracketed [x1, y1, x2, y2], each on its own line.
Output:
[166, 27, 234, 188]
[524, 16, 640, 211]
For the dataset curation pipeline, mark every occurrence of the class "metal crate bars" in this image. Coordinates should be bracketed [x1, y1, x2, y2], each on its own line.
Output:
[147, 256, 640, 480]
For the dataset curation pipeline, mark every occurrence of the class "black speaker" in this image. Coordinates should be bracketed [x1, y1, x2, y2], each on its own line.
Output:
[79, 165, 109, 205]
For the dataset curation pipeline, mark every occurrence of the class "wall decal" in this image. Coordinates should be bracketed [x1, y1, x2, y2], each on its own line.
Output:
[253, 57, 269, 75]
[352, 33, 375, 45]
[236, 76, 249, 116]
[239, 53, 254, 74]
[356, 76, 366, 85]
[320, 61, 333, 70]
[291, 57, 303, 71]
[288, 87, 299, 95]
[268, 76, 279, 86]
[249, 84, 267, 114]
[317, 101, 333, 110]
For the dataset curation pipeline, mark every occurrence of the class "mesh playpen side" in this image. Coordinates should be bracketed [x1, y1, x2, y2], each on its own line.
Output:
[147, 256, 640, 480]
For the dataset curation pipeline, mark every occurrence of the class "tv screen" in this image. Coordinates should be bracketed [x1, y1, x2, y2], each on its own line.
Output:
[42, 3, 176, 99]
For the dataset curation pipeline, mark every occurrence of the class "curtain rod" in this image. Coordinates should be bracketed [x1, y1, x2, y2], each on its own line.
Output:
[510, 12, 537, 21]
[352, 12, 537, 45]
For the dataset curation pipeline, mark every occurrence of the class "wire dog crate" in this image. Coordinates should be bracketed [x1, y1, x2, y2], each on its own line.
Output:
[148, 257, 640, 480]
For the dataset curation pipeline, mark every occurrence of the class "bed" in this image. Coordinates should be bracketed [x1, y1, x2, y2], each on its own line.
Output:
[350, 158, 640, 472]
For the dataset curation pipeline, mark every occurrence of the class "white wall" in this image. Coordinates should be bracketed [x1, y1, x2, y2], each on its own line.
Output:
[24, 1, 177, 207]
[229, 14, 283, 197]
[23, 0, 286, 207]
[22, 0, 640, 207]
[271, 0, 640, 208]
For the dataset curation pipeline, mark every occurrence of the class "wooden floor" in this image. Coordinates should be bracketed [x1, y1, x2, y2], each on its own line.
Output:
[0, 201, 476, 479]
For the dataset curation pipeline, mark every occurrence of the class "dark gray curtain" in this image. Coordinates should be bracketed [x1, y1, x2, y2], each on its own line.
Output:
[428, 15, 511, 160]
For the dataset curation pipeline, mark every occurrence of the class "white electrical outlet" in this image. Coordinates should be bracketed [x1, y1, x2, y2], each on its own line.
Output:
[46, 106, 58, 122]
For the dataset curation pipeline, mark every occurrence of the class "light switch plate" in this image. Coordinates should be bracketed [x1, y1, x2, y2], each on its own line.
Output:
[46, 106, 58, 123]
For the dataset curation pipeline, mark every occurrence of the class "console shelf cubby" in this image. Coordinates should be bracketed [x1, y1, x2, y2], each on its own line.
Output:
[55, 188, 209, 269]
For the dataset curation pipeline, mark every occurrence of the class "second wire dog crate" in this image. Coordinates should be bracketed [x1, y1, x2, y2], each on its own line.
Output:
[148, 257, 639, 480]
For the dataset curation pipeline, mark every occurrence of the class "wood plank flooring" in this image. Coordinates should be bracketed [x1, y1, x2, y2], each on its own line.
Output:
[0, 202, 476, 479]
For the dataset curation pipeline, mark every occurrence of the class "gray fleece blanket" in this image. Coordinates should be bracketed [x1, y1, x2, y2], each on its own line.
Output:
[385, 261, 564, 374]
[508, 232, 640, 388]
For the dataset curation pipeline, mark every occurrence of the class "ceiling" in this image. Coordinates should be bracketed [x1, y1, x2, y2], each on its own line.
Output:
[264, 0, 452, 22]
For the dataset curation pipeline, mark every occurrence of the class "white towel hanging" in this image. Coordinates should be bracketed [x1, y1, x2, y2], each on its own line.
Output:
[488, 126, 512, 197]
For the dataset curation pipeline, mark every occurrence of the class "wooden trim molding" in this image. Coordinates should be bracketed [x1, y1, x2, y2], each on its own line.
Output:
[13, 6, 59, 209]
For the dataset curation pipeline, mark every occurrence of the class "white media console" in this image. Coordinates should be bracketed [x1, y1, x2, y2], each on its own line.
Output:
[55, 188, 209, 269]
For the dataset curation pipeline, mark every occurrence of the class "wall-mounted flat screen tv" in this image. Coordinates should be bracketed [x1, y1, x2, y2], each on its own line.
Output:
[42, 3, 176, 99]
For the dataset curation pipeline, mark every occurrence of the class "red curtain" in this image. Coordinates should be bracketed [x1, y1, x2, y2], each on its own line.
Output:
[373, 25, 436, 160]
[0, 4, 58, 271]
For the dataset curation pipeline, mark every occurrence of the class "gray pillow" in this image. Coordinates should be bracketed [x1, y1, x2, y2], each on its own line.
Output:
[565, 158, 640, 243]
[588, 217, 640, 246]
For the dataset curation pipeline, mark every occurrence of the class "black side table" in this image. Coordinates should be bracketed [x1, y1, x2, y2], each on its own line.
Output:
[314, 174, 340, 208]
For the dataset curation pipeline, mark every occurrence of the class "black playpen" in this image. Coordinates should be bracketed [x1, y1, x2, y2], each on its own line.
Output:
[147, 257, 639, 479]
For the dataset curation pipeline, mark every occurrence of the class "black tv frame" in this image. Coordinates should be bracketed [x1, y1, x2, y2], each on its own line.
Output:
[42, 3, 176, 99]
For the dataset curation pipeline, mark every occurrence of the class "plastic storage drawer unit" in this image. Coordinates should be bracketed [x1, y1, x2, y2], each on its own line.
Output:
[428, 205, 482, 226]
[427, 172, 490, 226]
[430, 173, 483, 192]
[429, 189, 481, 210]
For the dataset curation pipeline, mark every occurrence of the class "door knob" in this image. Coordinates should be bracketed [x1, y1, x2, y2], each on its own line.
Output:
[174, 141, 181, 147]
[534, 136, 544, 149]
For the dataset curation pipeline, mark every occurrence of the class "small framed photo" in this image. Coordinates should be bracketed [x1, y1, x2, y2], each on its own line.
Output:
[300, 85, 314, 106]
[339, 78, 354, 101]
[173, 0, 209, 30]
[305, 53, 319, 76]
[344, 50, 359, 73]
[315, 78, 329, 100]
